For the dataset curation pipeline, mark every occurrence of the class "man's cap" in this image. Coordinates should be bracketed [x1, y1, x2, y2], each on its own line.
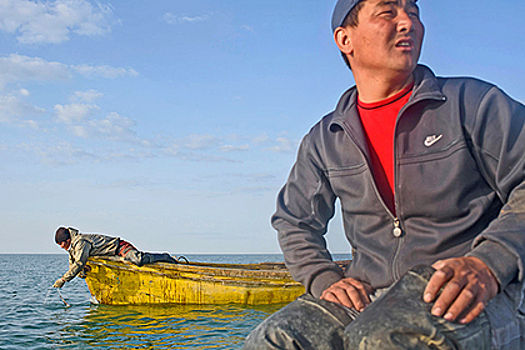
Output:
[331, 0, 420, 32]
[331, 0, 363, 32]
[55, 227, 70, 244]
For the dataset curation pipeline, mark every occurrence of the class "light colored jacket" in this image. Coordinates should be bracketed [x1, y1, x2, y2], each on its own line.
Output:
[61, 228, 120, 282]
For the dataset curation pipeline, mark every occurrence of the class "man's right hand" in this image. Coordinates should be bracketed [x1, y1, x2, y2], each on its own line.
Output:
[53, 278, 65, 288]
[320, 278, 373, 311]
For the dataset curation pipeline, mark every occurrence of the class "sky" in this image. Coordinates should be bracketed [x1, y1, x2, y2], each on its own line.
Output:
[1, 0, 524, 255]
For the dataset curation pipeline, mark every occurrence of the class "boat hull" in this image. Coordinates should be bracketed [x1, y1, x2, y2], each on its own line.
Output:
[84, 257, 306, 305]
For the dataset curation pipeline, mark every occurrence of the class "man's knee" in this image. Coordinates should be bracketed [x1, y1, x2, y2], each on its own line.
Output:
[243, 294, 351, 349]
[344, 265, 491, 349]
[243, 318, 295, 350]
[123, 250, 145, 266]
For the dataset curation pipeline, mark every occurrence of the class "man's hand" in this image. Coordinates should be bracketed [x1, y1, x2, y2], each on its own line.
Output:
[423, 257, 499, 324]
[320, 277, 373, 311]
[53, 278, 66, 288]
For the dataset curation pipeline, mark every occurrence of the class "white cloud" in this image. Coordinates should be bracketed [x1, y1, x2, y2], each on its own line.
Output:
[54, 103, 98, 124]
[0, 0, 116, 44]
[172, 152, 240, 163]
[69, 124, 89, 137]
[0, 93, 45, 125]
[184, 134, 219, 150]
[61, 111, 137, 140]
[220, 144, 250, 152]
[19, 141, 101, 166]
[54, 98, 140, 141]
[0, 54, 71, 88]
[0, 54, 138, 88]
[71, 89, 103, 102]
[72, 64, 138, 79]
[265, 137, 296, 153]
[21, 119, 39, 129]
[252, 133, 270, 145]
[241, 24, 255, 33]
[163, 144, 179, 156]
[87, 112, 136, 139]
[163, 13, 210, 25]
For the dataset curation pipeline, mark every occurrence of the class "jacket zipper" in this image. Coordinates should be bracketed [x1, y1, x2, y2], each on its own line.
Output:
[393, 218, 402, 237]
[389, 92, 447, 279]
[340, 121, 403, 281]
[336, 86, 446, 283]
[390, 97, 416, 281]
[389, 93, 444, 280]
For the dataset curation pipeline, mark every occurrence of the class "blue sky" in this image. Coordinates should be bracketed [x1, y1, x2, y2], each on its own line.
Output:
[1, 0, 524, 254]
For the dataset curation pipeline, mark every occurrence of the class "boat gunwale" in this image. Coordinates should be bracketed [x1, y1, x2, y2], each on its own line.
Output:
[87, 257, 302, 287]
[86, 256, 350, 286]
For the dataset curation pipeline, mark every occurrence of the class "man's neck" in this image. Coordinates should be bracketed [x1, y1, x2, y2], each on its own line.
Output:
[354, 71, 415, 103]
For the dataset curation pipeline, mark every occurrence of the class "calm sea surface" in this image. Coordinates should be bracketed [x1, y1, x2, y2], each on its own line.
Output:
[0, 253, 349, 349]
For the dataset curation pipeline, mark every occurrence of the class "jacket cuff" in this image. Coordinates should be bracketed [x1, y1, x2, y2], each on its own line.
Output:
[467, 240, 518, 291]
[309, 270, 344, 298]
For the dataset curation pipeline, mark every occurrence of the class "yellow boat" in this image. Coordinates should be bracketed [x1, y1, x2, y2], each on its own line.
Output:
[84, 256, 308, 306]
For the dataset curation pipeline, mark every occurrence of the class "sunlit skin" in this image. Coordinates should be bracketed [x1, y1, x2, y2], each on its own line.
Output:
[334, 0, 424, 102]
[322, 0, 500, 324]
[59, 239, 71, 251]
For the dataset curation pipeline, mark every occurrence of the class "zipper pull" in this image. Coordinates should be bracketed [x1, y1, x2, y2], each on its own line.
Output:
[393, 218, 402, 238]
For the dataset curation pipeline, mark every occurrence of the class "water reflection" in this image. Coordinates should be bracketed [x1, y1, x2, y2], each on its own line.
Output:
[65, 303, 284, 349]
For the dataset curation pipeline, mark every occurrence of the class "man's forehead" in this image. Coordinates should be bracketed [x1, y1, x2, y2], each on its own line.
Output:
[331, 0, 418, 32]
[365, 0, 418, 7]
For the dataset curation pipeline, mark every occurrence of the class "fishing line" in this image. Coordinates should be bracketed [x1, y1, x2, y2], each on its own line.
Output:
[43, 286, 70, 307]
[43, 287, 54, 305]
[57, 288, 70, 307]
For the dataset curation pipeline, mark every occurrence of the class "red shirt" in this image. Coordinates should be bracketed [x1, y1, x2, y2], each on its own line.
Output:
[357, 85, 413, 215]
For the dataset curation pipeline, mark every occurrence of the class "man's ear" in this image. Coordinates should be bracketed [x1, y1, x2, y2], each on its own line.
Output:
[334, 26, 354, 57]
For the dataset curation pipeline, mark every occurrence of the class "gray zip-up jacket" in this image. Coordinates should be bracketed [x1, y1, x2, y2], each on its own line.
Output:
[272, 65, 525, 310]
[61, 228, 120, 282]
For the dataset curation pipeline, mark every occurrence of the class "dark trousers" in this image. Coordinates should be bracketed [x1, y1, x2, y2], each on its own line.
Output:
[244, 265, 494, 349]
[117, 240, 177, 266]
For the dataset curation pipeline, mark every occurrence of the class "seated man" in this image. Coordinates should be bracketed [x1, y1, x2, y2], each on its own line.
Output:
[53, 226, 178, 288]
[244, 0, 525, 348]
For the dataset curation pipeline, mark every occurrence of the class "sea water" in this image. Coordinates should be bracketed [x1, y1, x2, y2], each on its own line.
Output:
[0, 253, 349, 349]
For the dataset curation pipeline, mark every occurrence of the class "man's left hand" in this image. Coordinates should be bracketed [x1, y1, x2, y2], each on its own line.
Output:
[423, 257, 499, 324]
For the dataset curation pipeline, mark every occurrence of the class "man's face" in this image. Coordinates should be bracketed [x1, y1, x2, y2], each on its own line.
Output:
[345, 0, 424, 77]
[59, 239, 71, 251]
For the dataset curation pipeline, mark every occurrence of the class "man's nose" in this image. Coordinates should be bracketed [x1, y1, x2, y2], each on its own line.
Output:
[396, 10, 415, 33]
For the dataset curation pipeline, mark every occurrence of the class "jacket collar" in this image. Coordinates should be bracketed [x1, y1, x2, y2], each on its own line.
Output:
[330, 64, 446, 130]
[68, 227, 81, 246]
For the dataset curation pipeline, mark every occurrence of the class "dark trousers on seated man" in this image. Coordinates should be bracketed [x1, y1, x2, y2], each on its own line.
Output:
[244, 265, 523, 349]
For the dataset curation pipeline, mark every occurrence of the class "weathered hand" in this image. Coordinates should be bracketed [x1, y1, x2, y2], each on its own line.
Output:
[53, 278, 65, 288]
[423, 257, 499, 324]
[320, 277, 373, 311]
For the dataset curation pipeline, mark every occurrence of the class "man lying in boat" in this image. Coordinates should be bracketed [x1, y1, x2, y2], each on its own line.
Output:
[53, 226, 178, 289]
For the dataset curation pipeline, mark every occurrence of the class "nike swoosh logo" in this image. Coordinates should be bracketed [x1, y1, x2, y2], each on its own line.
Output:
[424, 134, 443, 147]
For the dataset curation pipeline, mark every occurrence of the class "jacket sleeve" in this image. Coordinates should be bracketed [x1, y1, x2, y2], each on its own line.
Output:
[465, 85, 525, 306]
[272, 132, 344, 298]
[62, 240, 92, 282]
